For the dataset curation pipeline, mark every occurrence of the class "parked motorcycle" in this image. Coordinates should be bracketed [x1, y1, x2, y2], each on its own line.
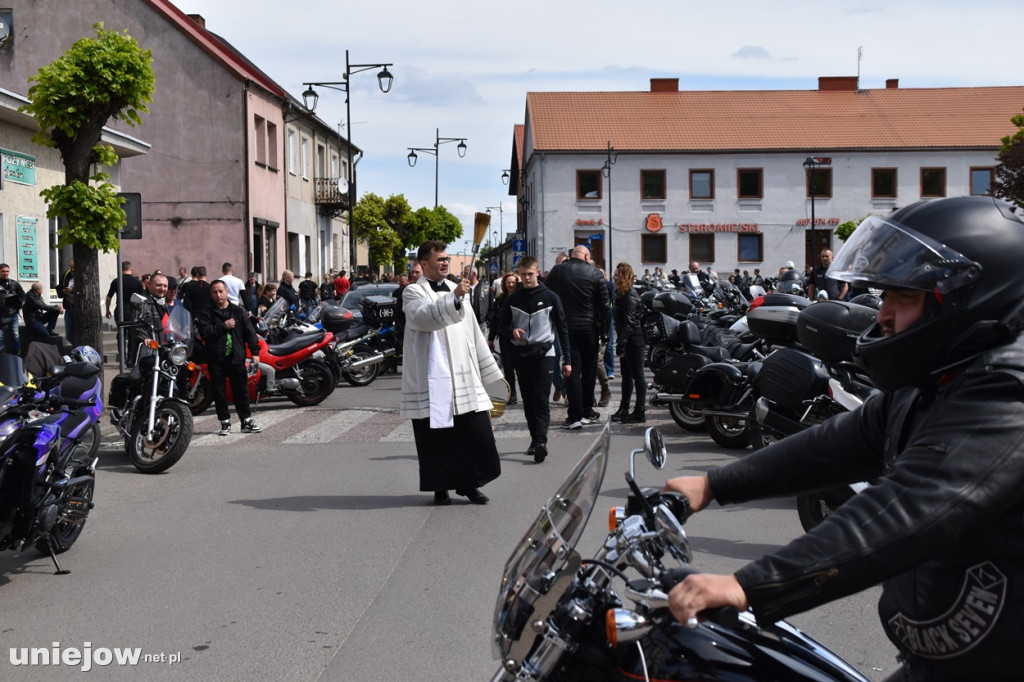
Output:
[491, 424, 870, 681]
[750, 299, 880, 530]
[0, 354, 102, 574]
[109, 296, 195, 474]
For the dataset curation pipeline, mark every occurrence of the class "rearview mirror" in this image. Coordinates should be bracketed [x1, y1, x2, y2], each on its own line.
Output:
[644, 427, 666, 469]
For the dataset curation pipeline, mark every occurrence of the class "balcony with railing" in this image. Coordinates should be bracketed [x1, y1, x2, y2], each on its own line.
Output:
[314, 177, 353, 216]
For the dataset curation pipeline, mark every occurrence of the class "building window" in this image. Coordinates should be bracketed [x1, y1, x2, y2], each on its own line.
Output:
[641, 234, 667, 263]
[737, 168, 763, 199]
[254, 115, 267, 166]
[871, 168, 897, 198]
[690, 169, 714, 199]
[288, 129, 297, 175]
[921, 168, 946, 198]
[641, 170, 666, 200]
[301, 137, 310, 180]
[331, 153, 339, 177]
[690, 234, 715, 262]
[316, 144, 326, 178]
[577, 170, 601, 200]
[738, 234, 763, 262]
[806, 168, 832, 198]
[970, 167, 995, 196]
[266, 122, 278, 170]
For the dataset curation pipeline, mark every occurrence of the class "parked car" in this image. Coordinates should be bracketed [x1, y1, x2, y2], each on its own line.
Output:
[336, 283, 399, 322]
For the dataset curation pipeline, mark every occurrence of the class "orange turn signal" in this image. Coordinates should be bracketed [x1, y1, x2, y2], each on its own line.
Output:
[187, 362, 196, 371]
[608, 506, 624, 531]
[606, 609, 618, 646]
[146, 339, 159, 349]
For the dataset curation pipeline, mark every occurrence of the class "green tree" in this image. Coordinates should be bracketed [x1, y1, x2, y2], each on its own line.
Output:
[992, 108, 1024, 208]
[835, 216, 868, 242]
[21, 23, 155, 353]
[352, 193, 464, 270]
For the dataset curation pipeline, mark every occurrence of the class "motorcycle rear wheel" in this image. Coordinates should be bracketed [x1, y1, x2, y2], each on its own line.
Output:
[188, 376, 212, 416]
[71, 423, 101, 461]
[128, 401, 194, 474]
[37, 468, 94, 554]
[342, 345, 381, 387]
[669, 401, 706, 432]
[286, 360, 333, 406]
[797, 487, 855, 532]
[705, 414, 751, 450]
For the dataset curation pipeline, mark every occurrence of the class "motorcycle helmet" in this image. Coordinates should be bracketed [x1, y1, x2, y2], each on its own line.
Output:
[848, 293, 882, 310]
[828, 196, 1024, 391]
[67, 345, 103, 371]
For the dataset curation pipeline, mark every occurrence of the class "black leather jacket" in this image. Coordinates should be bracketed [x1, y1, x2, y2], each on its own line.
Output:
[613, 287, 644, 354]
[543, 257, 610, 335]
[709, 335, 1024, 680]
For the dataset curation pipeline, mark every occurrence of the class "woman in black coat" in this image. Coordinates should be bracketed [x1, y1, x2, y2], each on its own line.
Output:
[486, 272, 520, 404]
[611, 262, 646, 423]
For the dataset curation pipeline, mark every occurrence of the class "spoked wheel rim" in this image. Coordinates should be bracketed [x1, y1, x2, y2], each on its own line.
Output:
[135, 408, 185, 462]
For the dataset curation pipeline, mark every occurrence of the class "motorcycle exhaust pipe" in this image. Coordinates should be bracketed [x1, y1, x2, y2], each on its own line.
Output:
[701, 408, 749, 421]
[755, 396, 804, 436]
[349, 354, 385, 369]
[650, 391, 685, 404]
[277, 378, 301, 390]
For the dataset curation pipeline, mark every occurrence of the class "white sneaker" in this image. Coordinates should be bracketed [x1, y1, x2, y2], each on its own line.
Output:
[218, 420, 231, 436]
[241, 418, 262, 433]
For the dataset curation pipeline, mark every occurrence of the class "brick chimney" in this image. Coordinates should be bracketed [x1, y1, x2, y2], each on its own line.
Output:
[187, 14, 206, 28]
[818, 76, 859, 91]
[886, 78, 899, 89]
[650, 78, 679, 93]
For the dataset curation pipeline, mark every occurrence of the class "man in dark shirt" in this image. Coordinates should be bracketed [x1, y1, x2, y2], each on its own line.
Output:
[807, 248, 849, 301]
[105, 261, 145, 324]
[179, 266, 212, 317]
[298, 271, 319, 317]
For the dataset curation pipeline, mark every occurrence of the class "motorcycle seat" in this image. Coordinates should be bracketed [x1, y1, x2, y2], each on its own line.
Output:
[691, 344, 730, 363]
[730, 342, 760, 361]
[267, 331, 325, 357]
[59, 409, 92, 440]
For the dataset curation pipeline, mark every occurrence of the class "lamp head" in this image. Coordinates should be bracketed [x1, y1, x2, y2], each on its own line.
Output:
[457, 140, 467, 158]
[501, 170, 510, 185]
[302, 86, 319, 113]
[377, 66, 394, 93]
[407, 150, 418, 167]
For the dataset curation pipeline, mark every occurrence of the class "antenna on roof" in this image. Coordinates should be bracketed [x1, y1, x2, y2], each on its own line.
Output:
[857, 46, 863, 81]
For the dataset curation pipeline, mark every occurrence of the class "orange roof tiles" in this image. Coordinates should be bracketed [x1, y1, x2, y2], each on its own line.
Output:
[526, 85, 1024, 153]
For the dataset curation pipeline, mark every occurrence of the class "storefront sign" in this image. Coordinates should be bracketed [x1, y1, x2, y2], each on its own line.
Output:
[646, 214, 663, 232]
[796, 217, 841, 226]
[2, 149, 36, 186]
[678, 223, 761, 233]
[16, 216, 38, 279]
[575, 218, 604, 226]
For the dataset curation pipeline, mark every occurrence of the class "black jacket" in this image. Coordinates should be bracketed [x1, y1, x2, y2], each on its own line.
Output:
[613, 287, 645, 354]
[196, 303, 260, 365]
[298, 279, 319, 301]
[710, 335, 1024, 680]
[278, 281, 299, 308]
[542, 257, 610, 335]
[23, 291, 59, 324]
[0, 277, 25, 315]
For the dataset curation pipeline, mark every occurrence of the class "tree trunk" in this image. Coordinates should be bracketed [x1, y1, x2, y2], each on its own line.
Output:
[72, 242, 102, 358]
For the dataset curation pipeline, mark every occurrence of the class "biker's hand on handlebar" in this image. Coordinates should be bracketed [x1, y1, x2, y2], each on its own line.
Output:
[668, 574, 748, 626]
[664, 475, 714, 513]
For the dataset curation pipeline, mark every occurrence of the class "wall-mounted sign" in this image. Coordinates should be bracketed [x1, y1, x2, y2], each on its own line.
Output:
[575, 218, 604, 226]
[678, 223, 761, 234]
[1, 149, 36, 187]
[645, 214, 663, 232]
[16, 216, 38, 280]
[795, 217, 841, 226]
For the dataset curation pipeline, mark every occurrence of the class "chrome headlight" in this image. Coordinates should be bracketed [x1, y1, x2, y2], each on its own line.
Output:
[169, 343, 189, 366]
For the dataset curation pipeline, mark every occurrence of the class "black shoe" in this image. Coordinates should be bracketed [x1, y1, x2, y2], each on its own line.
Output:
[581, 411, 602, 425]
[456, 488, 489, 505]
[507, 393, 518, 405]
[621, 408, 646, 424]
[533, 442, 548, 463]
[610, 405, 630, 422]
[433, 491, 452, 506]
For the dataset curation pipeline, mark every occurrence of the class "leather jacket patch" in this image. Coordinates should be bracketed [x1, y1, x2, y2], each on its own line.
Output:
[886, 562, 1006, 659]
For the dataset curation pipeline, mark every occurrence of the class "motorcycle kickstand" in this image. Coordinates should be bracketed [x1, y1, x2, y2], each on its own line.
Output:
[43, 536, 70, 575]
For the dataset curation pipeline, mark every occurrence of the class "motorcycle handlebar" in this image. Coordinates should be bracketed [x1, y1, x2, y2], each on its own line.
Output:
[657, 567, 741, 628]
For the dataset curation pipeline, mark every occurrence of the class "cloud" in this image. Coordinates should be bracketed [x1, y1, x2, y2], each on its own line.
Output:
[732, 45, 773, 60]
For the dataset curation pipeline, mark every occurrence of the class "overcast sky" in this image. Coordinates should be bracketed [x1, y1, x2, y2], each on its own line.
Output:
[181, 0, 1023, 253]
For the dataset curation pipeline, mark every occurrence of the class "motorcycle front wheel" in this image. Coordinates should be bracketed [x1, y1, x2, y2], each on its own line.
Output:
[128, 401, 195, 474]
[187, 375, 213, 416]
[705, 414, 751, 449]
[286, 359, 333, 406]
[669, 401, 706, 432]
[342, 344, 381, 387]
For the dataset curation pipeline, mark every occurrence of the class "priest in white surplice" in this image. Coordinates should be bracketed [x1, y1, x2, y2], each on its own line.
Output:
[400, 240, 504, 506]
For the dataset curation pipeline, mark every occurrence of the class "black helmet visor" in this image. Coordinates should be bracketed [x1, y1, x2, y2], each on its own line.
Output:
[827, 216, 981, 295]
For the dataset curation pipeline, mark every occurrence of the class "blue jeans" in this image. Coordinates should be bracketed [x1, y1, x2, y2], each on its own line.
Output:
[0, 313, 20, 354]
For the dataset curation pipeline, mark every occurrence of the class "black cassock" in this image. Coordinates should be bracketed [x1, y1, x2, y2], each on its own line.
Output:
[412, 411, 501, 492]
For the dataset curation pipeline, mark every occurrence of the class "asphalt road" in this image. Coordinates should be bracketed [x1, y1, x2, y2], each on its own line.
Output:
[0, 370, 898, 680]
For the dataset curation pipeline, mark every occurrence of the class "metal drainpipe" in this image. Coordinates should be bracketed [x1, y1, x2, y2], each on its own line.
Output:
[243, 82, 253, 276]
[538, 152, 546, 270]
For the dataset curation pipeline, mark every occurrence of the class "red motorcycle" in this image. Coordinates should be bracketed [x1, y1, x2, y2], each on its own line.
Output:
[187, 328, 336, 414]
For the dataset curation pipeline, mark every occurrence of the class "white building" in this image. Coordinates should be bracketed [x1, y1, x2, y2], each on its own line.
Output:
[512, 76, 1024, 275]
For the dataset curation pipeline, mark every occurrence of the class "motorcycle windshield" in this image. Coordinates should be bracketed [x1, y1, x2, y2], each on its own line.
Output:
[262, 297, 288, 327]
[492, 423, 610, 661]
[682, 273, 702, 297]
[164, 304, 192, 344]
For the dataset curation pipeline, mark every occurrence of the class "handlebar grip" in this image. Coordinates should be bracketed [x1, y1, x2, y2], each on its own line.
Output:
[659, 568, 742, 629]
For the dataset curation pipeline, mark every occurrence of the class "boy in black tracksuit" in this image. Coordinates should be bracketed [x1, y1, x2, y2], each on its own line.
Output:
[499, 257, 571, 462]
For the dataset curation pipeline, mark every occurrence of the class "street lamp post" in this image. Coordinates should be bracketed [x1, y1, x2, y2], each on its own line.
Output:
[601, 141, 617, 271]
[485, 205, 504, 237]
[302, 50, 394, 275]
[407, 129, 468, 208]
[803, 157, 831, 270]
